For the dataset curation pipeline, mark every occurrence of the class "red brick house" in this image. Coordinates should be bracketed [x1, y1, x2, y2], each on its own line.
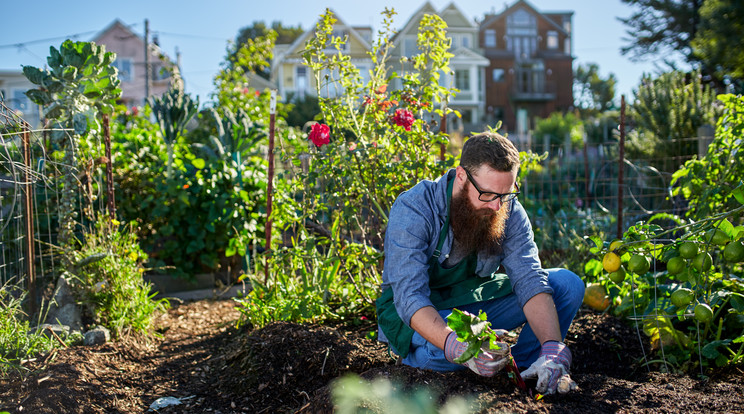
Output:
[480, 0, 574, 144]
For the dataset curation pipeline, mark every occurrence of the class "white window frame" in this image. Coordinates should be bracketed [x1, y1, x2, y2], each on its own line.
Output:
[547, 31, 559, 49]
[455, 69, 470, 91]
[484, 29, 496, 48]
[112, 57, 134, 82]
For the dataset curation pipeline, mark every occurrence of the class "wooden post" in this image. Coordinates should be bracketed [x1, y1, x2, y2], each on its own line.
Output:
[22, 124, 37, 317]
[617, 95, 626, 239]
[103, 114, 115, 219]
[264, 90, 277, 285]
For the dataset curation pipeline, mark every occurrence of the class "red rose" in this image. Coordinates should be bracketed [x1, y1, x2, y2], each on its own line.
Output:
[392, 108, 415, 131]
[309, 123, 331, 148]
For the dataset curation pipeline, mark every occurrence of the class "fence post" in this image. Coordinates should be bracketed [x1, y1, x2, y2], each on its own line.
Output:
[264, 90, 277, 285]
[22, 123, 37, 317]
[617, 95, 626, 239]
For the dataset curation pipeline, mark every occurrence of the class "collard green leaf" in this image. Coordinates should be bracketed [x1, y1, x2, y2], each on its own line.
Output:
[22, 66, 46, 85]
[73, 113, 88, 135]
[25, 89, 52, 105]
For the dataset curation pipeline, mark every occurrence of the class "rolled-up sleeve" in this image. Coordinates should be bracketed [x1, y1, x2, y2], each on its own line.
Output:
[382, 193, 438, 327]
[501, 200, 553, 308]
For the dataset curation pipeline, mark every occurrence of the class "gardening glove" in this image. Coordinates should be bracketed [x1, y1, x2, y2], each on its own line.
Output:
[444, 330, 510, 377]
[521, 341, 578, 394]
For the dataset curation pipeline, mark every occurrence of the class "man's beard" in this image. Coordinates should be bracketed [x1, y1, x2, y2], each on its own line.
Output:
[450, 182, 510, 256]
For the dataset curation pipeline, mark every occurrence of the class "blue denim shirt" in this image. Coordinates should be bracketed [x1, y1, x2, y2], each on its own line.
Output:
[379, 169, 552, 343]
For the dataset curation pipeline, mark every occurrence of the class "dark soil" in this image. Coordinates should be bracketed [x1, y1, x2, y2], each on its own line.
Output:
[1, 298, 743, 413]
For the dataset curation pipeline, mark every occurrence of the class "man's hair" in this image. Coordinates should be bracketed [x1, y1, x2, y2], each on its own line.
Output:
[460, 131, 520, 173]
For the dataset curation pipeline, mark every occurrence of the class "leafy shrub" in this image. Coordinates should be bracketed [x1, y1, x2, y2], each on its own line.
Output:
[65, 215, 169, 338]
[0, 283, 61, 375]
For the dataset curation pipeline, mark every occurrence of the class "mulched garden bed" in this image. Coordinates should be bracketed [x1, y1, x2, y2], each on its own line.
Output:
[1, 298, 742, 413]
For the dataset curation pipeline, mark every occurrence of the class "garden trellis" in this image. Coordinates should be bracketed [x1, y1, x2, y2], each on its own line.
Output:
[0, 100, 112, 318]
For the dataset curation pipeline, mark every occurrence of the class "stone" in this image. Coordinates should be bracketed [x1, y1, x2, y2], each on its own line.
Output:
[83, 326, 110, 346]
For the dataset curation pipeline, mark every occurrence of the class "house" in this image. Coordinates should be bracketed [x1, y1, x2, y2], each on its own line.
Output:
[479, 0, 574, 144]
[270, 10, 374, 100]
[92, 19, 179, 107]
[0, 70, 41, 127]
[389, 2, 490, 134]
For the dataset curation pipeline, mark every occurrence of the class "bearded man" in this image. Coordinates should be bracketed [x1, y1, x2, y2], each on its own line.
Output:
[376, 132, 585, 395]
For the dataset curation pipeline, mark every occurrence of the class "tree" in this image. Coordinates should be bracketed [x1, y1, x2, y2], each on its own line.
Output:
[618, 0, 703, 65]
[229, 21, 304, 79]
[626, 69, 720, 171]
[574, 63, 617, 116]
[690, 0, 744, 86]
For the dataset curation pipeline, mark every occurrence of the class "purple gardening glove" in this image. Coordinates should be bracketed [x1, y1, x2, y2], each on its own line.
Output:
[521, 341, 578, 394]
[444, 331, 510, 377]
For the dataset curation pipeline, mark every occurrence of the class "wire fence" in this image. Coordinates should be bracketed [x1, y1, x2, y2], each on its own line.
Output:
[0, 100, 70, 316]
[520, 135, 711, 263]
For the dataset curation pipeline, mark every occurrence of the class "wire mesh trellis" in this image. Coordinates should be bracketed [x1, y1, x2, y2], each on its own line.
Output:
[520, 138, 700, 257]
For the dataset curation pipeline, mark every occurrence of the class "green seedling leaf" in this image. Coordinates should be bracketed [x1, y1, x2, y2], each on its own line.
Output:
[733, 182, 744, 205]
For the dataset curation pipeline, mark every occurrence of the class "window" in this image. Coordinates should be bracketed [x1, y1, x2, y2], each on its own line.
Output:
[506, 8, 537, 60]
[455, 69, 470, 90]
[11, 89, 31, 113]
[296, 66, 308, 98]
[462, 35, 470, 48]
[484, 29, 496, 48]
[404, 37, 418, 57]
[547, 31, 558, 49]
[492, 68, 505, 82]
[112, 58, 133, 82]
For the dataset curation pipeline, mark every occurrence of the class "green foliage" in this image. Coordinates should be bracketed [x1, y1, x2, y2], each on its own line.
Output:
[584, 198, 744, 373]
[627, 69, 720, 171]
[691, 0, 744, 81]
[64, 215, 169, 338]
[241, 9, 461, 326]
[23, 40, 122, 249]
[332, 374, 471, 414]
[446, 309, 504, 364]
[671, 94, 744, 219]
[229, 21, 304, 79]
[618, 0, 702, 64]
[149, 87, 200, 179]
[574, 63, 617, 116]
[532, 111, 584, 149]
[0, 283, 61, 375]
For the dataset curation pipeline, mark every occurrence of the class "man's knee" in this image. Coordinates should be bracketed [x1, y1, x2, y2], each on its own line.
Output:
[547, 268, 585, 307]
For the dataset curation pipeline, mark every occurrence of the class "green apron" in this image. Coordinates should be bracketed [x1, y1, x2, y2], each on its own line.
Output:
[376, 177, 512, 357]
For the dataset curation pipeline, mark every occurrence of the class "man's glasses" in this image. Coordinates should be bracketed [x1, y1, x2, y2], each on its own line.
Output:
[464, 169, 520, 203]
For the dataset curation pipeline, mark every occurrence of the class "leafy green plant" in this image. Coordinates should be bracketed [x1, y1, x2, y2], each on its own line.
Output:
[671, 93, 744, 220]
[23, 40, 121, 249]
[332, 373, 471, 414]
[446, 309, 505, 363]
[0, 283, 60, 375]
[586, 206, 744, 372]
[626, 69, 720, 172]
[65, 214, 169, 338]
[149, 86, 199, 179]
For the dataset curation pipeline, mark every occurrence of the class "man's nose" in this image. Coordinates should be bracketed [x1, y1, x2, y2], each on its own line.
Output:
[485, 198, 502, 211]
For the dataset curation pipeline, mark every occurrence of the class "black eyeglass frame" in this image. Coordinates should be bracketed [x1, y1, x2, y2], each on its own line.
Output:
[463, 168, 520, 203]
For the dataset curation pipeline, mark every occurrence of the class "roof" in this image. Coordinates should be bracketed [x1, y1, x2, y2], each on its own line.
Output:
[480, 0, 570, 36]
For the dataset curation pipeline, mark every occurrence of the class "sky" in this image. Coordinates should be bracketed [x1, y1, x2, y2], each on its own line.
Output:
[0, 0, 681, 107]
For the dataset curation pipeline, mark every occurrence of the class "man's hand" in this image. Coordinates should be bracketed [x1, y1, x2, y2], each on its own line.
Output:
[521, 341, 578, 394]
[444, 331, 510, 377]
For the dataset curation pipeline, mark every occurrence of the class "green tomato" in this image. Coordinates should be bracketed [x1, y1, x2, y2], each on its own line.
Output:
[670, 288, 694, 308]
[694, 303, 713, 323]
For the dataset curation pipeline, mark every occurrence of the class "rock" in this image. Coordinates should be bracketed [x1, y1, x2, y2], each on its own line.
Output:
[84, 326, 110, 346]
[45, 275, 83, 332]
[32, 323, 70, 337]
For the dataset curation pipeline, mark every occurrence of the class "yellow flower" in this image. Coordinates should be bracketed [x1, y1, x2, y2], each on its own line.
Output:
[111, 219, 121, 226]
